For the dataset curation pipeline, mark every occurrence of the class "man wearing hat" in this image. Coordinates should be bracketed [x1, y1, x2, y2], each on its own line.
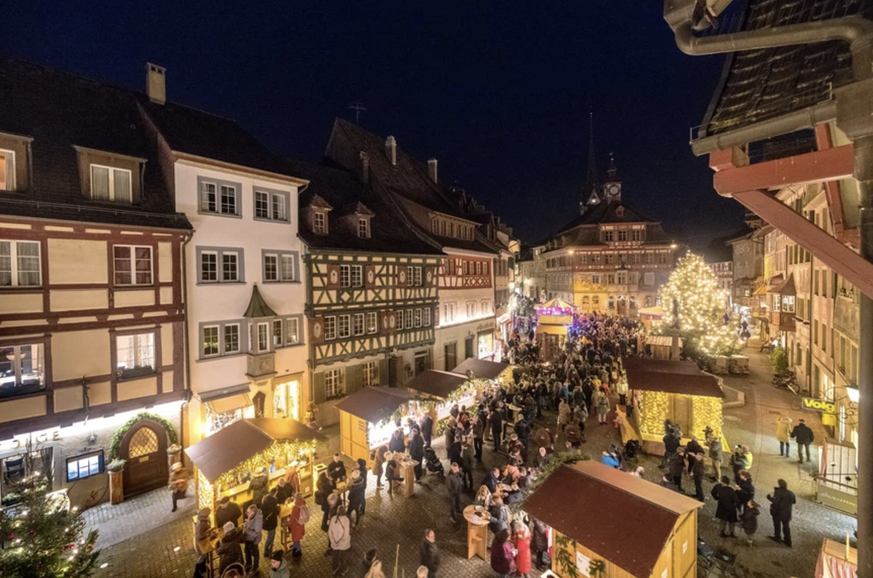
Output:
[269, 550, 290, 578]
[215, 495, 243, 529]
[168, 461, 189, 513]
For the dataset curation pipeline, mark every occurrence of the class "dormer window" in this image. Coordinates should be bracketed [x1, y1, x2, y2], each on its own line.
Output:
[91, 165, 132, 203]
[314, 212, 328, 234]
[358, 218, 371, 239]
[0, 150, 15, 191]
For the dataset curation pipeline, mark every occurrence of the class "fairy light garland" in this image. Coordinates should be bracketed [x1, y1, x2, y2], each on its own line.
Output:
[214, 439, 317, 490]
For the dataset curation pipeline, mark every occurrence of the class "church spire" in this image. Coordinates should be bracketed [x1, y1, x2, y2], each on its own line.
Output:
[581, 111, 600, 214]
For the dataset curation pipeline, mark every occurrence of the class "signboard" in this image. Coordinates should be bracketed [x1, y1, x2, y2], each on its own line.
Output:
[802, 397, 836, 415]
[576, 552, 591, 577]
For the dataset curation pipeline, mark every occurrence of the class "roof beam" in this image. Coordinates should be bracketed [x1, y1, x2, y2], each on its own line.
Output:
[732, 190, 873, 299]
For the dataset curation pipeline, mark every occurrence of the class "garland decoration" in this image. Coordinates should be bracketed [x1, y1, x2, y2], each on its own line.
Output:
[215, 439, 317, 489]
[109, 412, 178, 460]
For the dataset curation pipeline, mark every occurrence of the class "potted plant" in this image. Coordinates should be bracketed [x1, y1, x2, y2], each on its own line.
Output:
[107, 459, 126, 505]
[167, 443, 182, 468]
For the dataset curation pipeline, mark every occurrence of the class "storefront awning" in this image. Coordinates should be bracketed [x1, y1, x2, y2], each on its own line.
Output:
[198, 383, 253, 414]
[185, 418, 323, 484]
[623, 356, 724, 398]
[405, 370, 468, 400]
[452, 358, 510, 380]
[334, 386, 418, 424]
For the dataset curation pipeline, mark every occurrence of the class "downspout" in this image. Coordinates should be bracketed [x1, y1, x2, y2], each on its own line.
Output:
[181, 230, 194, 453]
[664, 3, 873, 573]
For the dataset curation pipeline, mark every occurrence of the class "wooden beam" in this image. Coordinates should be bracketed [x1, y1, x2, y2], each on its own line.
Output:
[814, 125, 853, 245]
[712, 145, 855, 197]
[732, 190, 873, 299]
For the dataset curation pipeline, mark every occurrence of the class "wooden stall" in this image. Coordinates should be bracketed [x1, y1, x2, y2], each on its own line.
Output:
[334, 387, 419, 463]
[524, 461, 702, 578]
[535, 298, 575, 363]
[816, 538, 857, 578]
[184, 418, 322, 516]
[643, 334, 683, 361]
[452, 357, 511, 385]
[638, 305, 665, 332]
[623, 357, 726, 454]
[405, 370, 472, 420]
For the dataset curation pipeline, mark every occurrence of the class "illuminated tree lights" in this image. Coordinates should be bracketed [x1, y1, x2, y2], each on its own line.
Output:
[657, 252, 739, 358]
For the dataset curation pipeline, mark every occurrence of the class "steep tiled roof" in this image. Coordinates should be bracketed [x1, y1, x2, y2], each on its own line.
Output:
[547, 200, 671, 251]
[0, 56, 190, 229]
[289, 159, 443, 255]
[701, 0, 873, 137]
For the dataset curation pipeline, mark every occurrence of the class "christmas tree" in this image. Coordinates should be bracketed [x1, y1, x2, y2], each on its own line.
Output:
[0, 467, 99, 578]
[657, 252, 739, 358]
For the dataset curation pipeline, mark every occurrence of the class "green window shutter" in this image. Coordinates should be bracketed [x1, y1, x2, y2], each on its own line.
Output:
[313, 372, 326, 405]
[378, 359, 389, 386]
[346, 364, 363, 395]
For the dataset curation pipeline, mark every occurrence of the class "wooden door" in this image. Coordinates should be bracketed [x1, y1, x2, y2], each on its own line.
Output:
[120, 419, 168, 497]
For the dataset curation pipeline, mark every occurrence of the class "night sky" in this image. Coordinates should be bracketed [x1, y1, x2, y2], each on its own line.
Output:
[4, 1, 746, 245]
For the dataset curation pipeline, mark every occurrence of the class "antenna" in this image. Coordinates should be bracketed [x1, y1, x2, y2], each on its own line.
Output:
[348, 102, 367, 125]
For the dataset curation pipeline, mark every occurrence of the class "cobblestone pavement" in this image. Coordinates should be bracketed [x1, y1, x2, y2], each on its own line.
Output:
[91, 350, 855, 578]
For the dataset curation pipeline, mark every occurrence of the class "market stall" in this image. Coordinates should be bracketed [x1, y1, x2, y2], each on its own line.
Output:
[452, 357, 512, 385]
[816, 538, 857, 578]
[816, 437, 858, 516]
[184, 418, 323, 516]
[524, 461, 702, 578]
[623, 356, 726, 454]
[638, 305, 665, 332]
[405, 370, 474, 420]
[642, 334, 683, 360]
[334, 386, 420, 463]
[535, 298, 575, 363]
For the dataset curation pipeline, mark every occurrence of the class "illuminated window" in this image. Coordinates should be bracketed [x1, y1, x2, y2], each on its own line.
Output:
[0, 343, 45, 392]
[313, 212, 328, 234]
[358, 218, 370, 238]
[324, 368, 345, 399]
[0, 240, 41, 287]
[0, 150, 15, 191]
[366, 312, 378, 334]
[91, 165, 131, 203]
[115, 332, 155, 377]
[324, 316, 337, 340]
[363, 362, 378, 387]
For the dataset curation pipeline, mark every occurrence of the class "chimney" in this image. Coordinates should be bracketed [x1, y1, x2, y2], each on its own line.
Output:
[359, 151, 370, 185]
[427, 158, 438, 183]
[146, 62, 166, 105]
[385, 136, 397, 166]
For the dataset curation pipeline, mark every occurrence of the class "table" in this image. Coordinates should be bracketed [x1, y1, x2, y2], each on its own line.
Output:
[193, 520, 224, 578]
[398, 460, 419, 498]
[463, 505, 490, 560]
[277, 502, 295, 549]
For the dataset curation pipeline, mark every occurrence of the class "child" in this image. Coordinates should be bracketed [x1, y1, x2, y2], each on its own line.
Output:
[740, 500, 760, 546]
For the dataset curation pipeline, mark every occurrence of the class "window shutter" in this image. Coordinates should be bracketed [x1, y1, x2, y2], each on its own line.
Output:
[313, 372, 326, 405]
[378, 359, 389, 386]
[346, 364, 363, 395]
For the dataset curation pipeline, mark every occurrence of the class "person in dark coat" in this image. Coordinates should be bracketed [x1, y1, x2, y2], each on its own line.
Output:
[740, 501, 760, 546]
[409, 429, 425, 482]
[531, 517, 549, 571]
[420, 529, 440, 578]
[260, 487, 280, 558]
[215, 496, 242, 529]
[446, 463, 464, 523]
[711, 476, 740, 537]
[420, 413, 434, 447]
[217, 522, 245, 575]
[691, 453, 706, 502]
[736, 470, 755, 511]
[514, 416, 531, 452]
[328, 453, 347, 485]
[685, 436, 705, 475]
[490, 529, 514, 577]
[385, 455, 404, 495]
[249, 467, 269, 510]
[389, 428, 406, 454]
[482, 467, 500, 494]
[317, 471, 334, 531]
[668, 450, 686, 492]
[790, 419, 815, 464]
[490, 410, 504, 451]
[356, 457, 369, 514]
[275, 477, 292, 505]
[347, 470, 366, 526]
[472, 412, 486, 460]
[767, 479, 796, 547]
[360, 548, 378, 578]
[662, 430, 680, 468]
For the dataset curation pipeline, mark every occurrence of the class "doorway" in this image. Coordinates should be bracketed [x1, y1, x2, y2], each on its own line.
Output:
[120, 419, 168, 497]
[444, 342, 457, 372]
[464, 336, 474, 359]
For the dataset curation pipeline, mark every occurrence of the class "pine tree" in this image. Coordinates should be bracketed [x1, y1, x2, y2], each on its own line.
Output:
[0, 466, 99, 578]
[658, 252, 739, 358]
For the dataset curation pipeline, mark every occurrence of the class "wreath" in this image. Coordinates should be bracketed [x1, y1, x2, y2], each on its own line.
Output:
[109, 412, 179, 460]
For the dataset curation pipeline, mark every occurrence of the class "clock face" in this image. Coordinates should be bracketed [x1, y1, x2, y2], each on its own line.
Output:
[607, 184, 620, 196]
[313, 322, 322, 338]
[367, 269, 375, 284]
[329, 270, 339, 284]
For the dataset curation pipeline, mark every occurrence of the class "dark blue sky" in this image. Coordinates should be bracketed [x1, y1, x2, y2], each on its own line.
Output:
[4, 1, 746, 244]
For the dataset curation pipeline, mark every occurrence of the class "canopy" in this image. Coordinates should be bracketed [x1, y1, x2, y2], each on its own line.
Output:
[334, 386, 418, 424]
[638, 306, 665, 318]
[452, 358, 510, 380]
[816, 538, 857, 578]
[524, 462, 701, 578]
[537, 297, 575, 312]
[185, 418, 322, 484]
[623, 356, 724, 398]
[405, 370, 468, 400]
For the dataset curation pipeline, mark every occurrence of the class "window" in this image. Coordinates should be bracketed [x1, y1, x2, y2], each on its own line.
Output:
[198, 247, 244, 284]
[225, 324, 241, 353]
[338, 315, 351, 338]
[606, 274, 615, 285]
[603, 230, 614, 242]
[423, 307, 431, 326]
[397, 310, 405, 330]
[257, 322, 269, 352]
[353, 313, 365, 336]
[814, 320, 819, 346]
[466, 301, 476, 318]
[264, 252, 297, 283]
[645, 253, 654, 264]
[618, 271, 627, 285]
[199, 178, 241, 216]
[782, 295, 796, 313]
[463, 261, 470, 275]
[220, 186, 237, 215]
[366, 312, 378, 334]
[0, 150, 15, 190]
[66, 451, 104, 482]
[483, 261, 489, 275]
[631, 229, 642, 242]
[0, 343, 45, 392]
[358, 218, 370, 238]
[202, 326, 219, 357]
[618, 230, 628, 242]
[324, 368, 345, 399]
[116, 332, 155, 377]
[475, 262, 482, 275]
[273, 319, 284, 347]
[659, 253, 668, 264]
[481, 299, 491, 314]
[592, 275, 600, 284]
[325, 316, 337, 340]
[414, 309, 422, 328]
[351, 265, 363, 288]
[254, 190, 289, 222]
[413, 266, 422, 286]
[90, 165, 132, 203]
[341, 265, 351, 288]
[822, 323, 828, 353]
[444, 303, 455, 323]
[363, 362, 378, 387]
[200, 181, 217, 212]
[313, 212, 327, 234]
[0, 240, 41, 287]
[404, 309, 413, 328]
[644, 272, 655, 285]
[112, 245, 153, 286]
[592, 296, 599, 305]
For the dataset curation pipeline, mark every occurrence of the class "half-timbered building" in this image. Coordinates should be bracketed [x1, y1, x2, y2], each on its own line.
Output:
[324, 119, 503, 372]
[136, 66, 310, 444]
[0, 57, 192, 504]
[292, 161, 442, 424]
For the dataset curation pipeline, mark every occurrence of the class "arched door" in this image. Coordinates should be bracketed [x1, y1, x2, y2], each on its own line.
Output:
[120, 419, 168, 497]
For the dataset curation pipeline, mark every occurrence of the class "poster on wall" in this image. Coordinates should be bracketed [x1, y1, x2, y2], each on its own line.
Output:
[576, 551, 591, 577]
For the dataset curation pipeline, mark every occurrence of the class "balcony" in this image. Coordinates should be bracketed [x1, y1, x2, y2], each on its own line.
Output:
[770, 311, 795, 333]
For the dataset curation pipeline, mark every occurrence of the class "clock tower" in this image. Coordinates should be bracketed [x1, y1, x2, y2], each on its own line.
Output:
[603, 153, 621, 203]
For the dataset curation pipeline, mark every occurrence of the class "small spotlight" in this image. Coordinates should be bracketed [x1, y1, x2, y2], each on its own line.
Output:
[100, 563, 109, 569]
